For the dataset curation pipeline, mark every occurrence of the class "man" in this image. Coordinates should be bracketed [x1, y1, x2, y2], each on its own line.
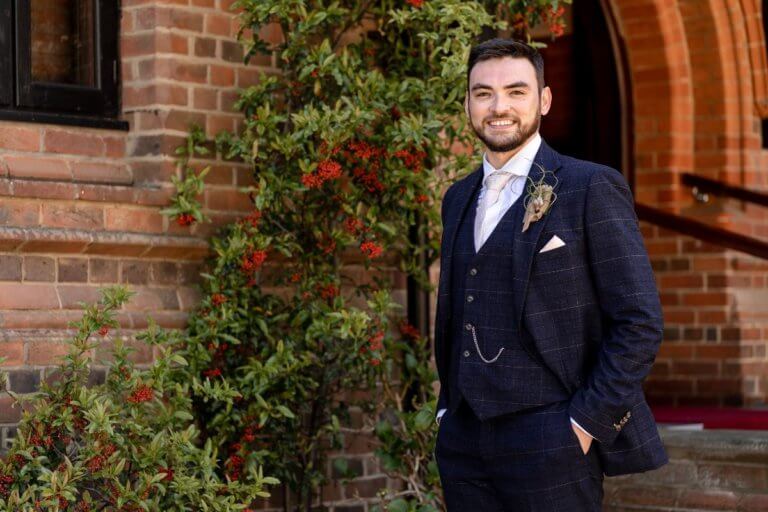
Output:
[433, 38, 667, 511]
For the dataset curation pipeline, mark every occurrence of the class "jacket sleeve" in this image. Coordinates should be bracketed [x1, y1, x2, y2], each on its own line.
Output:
[567, 167, 664, 446]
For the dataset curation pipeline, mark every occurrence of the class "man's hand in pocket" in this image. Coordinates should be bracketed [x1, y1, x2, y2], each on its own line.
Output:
[572, 423, 593, 454]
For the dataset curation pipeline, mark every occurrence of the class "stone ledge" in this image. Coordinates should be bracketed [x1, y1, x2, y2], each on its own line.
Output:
[0, 226, 209, 260]
[605, 428, 768, 510]
[0, 177, 174, 206]
[660, 427, 768, 464]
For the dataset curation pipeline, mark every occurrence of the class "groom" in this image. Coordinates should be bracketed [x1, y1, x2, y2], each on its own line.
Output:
[433, 38, 667, 511]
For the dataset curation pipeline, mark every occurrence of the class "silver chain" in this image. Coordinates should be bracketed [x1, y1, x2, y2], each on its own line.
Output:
[470, 325, 504, 363]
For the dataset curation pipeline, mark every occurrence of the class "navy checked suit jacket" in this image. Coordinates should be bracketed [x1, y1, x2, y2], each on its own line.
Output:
[434, 141, 668, 476]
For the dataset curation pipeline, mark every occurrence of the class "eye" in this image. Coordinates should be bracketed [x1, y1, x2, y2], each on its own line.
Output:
[510, 90, 525, 96]
[475, 92, 490, 98]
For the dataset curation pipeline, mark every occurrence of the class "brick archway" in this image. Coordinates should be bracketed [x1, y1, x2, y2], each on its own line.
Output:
[702, 0, 766, 189]
[607, 0, 695, 210]
[680, 0, 746, 187]
[602, 0, 768, 406]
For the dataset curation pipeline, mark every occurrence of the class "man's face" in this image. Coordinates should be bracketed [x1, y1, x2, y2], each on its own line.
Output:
[465, 57, 551, 154]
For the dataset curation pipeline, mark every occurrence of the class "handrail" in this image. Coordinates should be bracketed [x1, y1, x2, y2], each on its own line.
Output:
[635, 204, 768, 260]
[681, 173, 768, 208]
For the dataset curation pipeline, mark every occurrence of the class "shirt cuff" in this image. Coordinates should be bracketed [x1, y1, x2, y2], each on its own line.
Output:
[436, 408, 447, 424]
[570, 417, 594, 439]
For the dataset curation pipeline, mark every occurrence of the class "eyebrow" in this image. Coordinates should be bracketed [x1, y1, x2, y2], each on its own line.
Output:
[470, 81, 530, 92]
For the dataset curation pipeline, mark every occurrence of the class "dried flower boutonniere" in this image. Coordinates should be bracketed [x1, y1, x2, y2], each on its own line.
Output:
[522, 164, 558, 232]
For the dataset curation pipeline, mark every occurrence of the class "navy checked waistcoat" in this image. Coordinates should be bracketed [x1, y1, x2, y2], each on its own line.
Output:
[447, 183, 568, 418]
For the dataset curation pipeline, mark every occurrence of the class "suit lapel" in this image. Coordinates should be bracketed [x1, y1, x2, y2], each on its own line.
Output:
[442, 164, 483, 268]
[437, 165, 483, 335]
[512, 141, 564, 328]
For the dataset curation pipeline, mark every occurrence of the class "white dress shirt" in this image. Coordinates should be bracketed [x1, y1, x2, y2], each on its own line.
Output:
[437, 132, 593, 441]
[474, 132, 541, 252]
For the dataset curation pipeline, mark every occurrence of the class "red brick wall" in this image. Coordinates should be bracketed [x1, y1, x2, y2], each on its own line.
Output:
[0, 0, 261, 446]
[610, 0, 768, 406]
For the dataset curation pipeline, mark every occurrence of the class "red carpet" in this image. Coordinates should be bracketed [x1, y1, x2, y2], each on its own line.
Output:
[651, 406, 768, 430]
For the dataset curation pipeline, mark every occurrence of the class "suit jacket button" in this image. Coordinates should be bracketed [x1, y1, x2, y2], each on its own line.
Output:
[463, 350, 470, 357]
[469, 268, 477, 276]
[465, 323, 472, 331]
[466, 295, 474, 303]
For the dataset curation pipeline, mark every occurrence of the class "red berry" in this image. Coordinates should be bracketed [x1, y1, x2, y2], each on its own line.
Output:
[127, 385, 154, 404]
[176, 213, 195, 226]
[360, 241, 384, 259]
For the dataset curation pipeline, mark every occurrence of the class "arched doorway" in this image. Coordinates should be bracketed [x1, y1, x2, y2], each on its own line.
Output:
[538, 0, 627, 180]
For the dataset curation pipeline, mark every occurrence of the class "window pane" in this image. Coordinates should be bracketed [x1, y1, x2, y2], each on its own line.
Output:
[30, 0, 95, 86]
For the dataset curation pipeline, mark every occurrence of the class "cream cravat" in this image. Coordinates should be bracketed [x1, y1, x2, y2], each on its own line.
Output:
[474, 171, 517, 251]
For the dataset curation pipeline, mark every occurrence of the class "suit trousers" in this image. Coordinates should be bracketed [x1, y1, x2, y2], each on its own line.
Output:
[435, 399, 604, 511]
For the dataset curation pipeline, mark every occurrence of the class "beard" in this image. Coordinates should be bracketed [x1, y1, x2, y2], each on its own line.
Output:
[468, 104, 541, 153]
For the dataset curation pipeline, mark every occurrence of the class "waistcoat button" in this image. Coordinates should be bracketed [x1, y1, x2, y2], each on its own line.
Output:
[469, 268, 477, 276]
[466, 295, 474, 303]
[463, 350, 470, 357]
[465, 323, 472, 331]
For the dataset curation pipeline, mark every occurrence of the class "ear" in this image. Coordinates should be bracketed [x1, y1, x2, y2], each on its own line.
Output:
[464, 94, 469, 117]
[540, 86, 552, 116]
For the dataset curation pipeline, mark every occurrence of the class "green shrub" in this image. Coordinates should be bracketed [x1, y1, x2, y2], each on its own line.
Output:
[0, 287, 276, 511]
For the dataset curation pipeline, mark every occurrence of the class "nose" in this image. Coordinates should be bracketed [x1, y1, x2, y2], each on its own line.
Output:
[490, 96, 512, 116]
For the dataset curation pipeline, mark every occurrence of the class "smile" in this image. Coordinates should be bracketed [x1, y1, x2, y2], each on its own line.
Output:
[487, 120, 516, 127]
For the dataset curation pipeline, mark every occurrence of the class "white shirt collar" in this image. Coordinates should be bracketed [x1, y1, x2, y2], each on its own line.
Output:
[481, 132, 542, 181]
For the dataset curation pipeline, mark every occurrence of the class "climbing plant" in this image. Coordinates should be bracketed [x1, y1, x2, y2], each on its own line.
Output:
[166, 1, 571, 511]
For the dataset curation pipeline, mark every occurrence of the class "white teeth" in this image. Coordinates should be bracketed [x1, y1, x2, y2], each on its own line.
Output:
[489, 120, 514, 126]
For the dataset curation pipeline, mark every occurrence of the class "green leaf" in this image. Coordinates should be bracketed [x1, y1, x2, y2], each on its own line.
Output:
[171, 354, 188, 366]
[174, 410, 194, 421]
[375, 420, 393, 438]
[332, 458, 348, 475]
[413, 408, 434, 432]
[388, 498, 409, 512]
[276, 405, 295, 419]
[256, 318, 270, 338]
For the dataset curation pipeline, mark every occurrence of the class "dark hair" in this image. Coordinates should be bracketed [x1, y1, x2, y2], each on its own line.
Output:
[467, 38, 545, 91]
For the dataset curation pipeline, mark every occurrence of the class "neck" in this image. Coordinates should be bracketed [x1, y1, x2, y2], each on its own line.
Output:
[485, 132, 538, 169]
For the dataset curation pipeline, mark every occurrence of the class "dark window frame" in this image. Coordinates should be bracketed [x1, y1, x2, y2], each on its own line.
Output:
[0, 0, 127, 130]
[0, 3, 13, 108]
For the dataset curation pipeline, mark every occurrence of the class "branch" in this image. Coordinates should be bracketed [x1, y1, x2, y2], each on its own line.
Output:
[331, 0, 377, 50]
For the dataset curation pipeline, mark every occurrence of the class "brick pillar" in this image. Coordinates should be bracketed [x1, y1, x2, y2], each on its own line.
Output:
[121, 0, 266, 236]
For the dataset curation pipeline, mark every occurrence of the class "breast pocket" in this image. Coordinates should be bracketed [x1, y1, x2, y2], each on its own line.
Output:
[532, 232, 584, 275]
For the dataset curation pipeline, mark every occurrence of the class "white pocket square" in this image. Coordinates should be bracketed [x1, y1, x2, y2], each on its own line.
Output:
[538, 235, 566, 253]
